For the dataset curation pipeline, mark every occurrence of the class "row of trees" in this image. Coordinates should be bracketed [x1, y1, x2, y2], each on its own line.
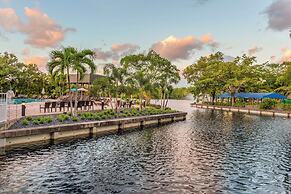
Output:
[91, 50, 180, 110]
[183, 52, 291, 105]
[0, 53, 50, 97]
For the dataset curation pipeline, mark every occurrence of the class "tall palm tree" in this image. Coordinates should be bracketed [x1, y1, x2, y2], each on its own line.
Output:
[71, 49, 96, 112]
[48, 47, 77, 91]
[48, 47, 96, 114]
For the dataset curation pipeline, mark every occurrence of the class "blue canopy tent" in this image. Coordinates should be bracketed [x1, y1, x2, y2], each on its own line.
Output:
[218, 92, 287, 100]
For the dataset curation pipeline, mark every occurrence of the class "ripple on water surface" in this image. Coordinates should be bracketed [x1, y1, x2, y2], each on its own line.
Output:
[0, 100, 291, 193]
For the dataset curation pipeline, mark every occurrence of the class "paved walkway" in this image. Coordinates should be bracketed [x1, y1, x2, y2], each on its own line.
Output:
[7, 102, 103, 121]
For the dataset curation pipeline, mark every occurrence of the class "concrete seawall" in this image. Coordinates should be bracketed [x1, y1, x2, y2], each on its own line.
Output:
[193, 104, 291, 118]
[0, 112, 187, 150]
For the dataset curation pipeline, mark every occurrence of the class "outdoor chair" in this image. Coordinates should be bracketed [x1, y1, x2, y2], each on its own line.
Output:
[51, 102, 57, 112]
[59, 101, 66, 112]
[66, 101, 71, 111]
[40, 102, 51, 113]
[89, 101, 94, 110]
[77, 101, 84, 110]
[84, 101, 91, 110]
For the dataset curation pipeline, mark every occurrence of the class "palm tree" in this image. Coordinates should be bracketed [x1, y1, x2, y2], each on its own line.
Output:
[48, 47, 96, 114]
[71, 49, 96, 113]
[48, 47, 77, 91]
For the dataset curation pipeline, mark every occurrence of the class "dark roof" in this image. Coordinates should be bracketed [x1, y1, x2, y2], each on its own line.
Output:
[218, 92, 287, 99]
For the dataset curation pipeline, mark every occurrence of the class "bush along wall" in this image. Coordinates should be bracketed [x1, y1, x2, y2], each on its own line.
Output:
[13, 107, 177, 129]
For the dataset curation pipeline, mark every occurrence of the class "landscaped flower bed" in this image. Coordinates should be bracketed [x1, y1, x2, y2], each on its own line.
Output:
[11, 107, 177, 129]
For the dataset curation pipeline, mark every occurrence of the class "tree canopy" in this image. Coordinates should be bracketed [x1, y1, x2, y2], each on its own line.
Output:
[183, 52, 291, 104]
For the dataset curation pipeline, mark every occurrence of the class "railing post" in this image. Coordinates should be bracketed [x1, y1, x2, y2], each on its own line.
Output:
[21, 103, 26, 117]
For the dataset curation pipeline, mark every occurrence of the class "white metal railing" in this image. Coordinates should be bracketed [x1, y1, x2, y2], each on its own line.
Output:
[0, 93, 8, 123]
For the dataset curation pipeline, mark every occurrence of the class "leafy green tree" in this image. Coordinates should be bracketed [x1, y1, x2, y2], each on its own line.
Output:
[275, 62, 291, 96]
[103, 63, 129, 111]
[223, 55, 262, 105]
[0, 52, 50, 97]
[183, 52, 226, 104]
[121, 53, 150, 109]
[147, 50, 180, 108]
[90, 77, 113, 98]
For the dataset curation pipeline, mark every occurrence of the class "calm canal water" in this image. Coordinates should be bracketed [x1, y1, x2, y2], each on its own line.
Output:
[0, 100, 291, 193]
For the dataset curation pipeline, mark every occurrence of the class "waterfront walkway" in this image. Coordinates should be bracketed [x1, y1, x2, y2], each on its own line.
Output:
[7, 102, 102, 121]
[193, 104, 291, 118]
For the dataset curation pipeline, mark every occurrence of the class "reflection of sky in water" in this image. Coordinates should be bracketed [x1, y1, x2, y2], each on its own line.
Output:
[0, 100, 291, 193]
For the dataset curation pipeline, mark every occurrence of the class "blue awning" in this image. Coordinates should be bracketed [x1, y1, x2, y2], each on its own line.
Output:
[218, 92, 287, 99]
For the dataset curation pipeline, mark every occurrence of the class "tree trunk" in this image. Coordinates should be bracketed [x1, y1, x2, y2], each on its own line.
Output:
[211, 92, 216, 105]
[160, 92, 163, 107]
[67, 68, 73, 113]
[73, 72, 79, 116]
[162, 91, 166, 109]
[165, 92, 169, 108]
[139, 93, 143, 110]
[231, 95, 235, 106]
[109, 93, 114, 110]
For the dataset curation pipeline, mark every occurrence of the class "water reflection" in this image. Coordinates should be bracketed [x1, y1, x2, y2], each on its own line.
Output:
[0, 100, 291, 193]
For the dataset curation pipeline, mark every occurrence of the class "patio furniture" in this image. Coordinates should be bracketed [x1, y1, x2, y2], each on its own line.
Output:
[51, 102, 57, 112]
[40, 102, 51, 113]
[77, 101, 84, 110]
[59, 101, 67, 112]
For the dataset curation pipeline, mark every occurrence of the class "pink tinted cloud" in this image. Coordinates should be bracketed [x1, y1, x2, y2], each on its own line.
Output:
[248, 46, 263, 56]
[279, 48, 291, 63]
[151, 34, 219, 61]
[0, 8, 20, 31]
[24, 56, 48, 72]
[94, 43, 140, 61]
[0, 7, 74, 48]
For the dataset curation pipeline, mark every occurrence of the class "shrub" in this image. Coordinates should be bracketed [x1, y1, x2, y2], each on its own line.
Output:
[26, 116, 32, 121]
[280, 103, 291, 111]
[101, 115, 108, 120]
[94, 115, 101, 120]
[38, 118, 44, 124]
[57, 114, 69, 122]
[45, 117, 53, 123]
[71, 116, 79, 122]
[21, 119, 29, 126]
[32, 119, 40, 125]
[260, 99, 277, 110]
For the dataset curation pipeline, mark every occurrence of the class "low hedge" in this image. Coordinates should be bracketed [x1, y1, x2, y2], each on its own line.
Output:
[19, 107, 177, 127]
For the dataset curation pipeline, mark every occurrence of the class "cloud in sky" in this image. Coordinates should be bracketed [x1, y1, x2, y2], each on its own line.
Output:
[264, 0, 291, 31]
[94, 43, 140, 61]
[0, 7, 74, 48]
[24, 56, 48, 72]
[279, 48, 291, 63]
[151, 34, 219, 61]
[248, 46, 263, 56]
